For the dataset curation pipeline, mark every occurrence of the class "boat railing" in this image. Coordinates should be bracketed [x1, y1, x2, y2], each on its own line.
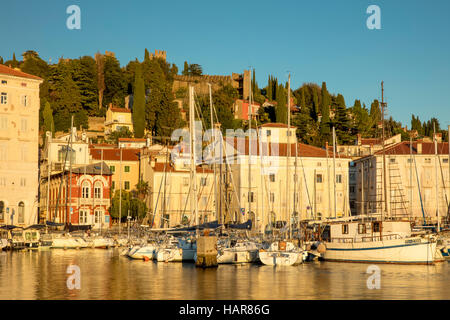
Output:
[331, 234, 403, 243]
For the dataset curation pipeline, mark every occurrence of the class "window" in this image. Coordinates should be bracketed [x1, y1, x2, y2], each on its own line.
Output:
[317, 162, 322, 167]
[79, 210, 88, 224]
[266, 130, 271, 137]
[317, 212, 322, 220]
[21, 146, 27, 162]
[110, 165, 115, 173]
[336, 174, 342, 183]
[21, 118, 27, 132]
[0, 201, 4, 221]
[124, 181, 130, 190]
[200, 177, 207, 186]
[270, 193, 275, 203]
[0, 116, 7, 130]
[0, 177, 6, 186]
[82, 181, 90, 198]
[269, 174, 275, 182]
[1, 80, 7, 84]
[444, 159, 449, 164]
[111, 181, 115, 190]
[94, 183, 102, 199]
[407, 158, 413, 163]
[124, 166, 130, 172]
[342, 224, 349, 234]
[425, 158, 431, 164]
[316, 174, 323, 183]
[372, 222, 381, 233]
[21, 95, 28, 107]
[0, 145, 6, 161]
[248, 192, 254, 202]
[20, 178, 26, 187]
[389, 158, 396, 163]
[183, 177, 189, 186]
[350, 186, 355, 193]
[358, 223, 366, 234]
[18, 202, 24, 224]
[94, 210, 102, 224]
[0, 93, 7, 105]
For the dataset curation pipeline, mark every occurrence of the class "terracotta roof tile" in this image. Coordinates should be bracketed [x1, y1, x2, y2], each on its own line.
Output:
[0, 64, 43, 81]
[374, 141, 449, 156]
[90, 148, 140, 161]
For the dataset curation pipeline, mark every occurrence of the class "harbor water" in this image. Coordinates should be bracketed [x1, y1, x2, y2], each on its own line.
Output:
[0, 249, 448, 300]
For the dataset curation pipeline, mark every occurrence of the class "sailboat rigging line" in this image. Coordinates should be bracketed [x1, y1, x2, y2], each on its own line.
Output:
[297, 146, 313, 219]
[53, 128, 73, 223]
[437, 152, 449, 211]
[412, 144, 427, 224]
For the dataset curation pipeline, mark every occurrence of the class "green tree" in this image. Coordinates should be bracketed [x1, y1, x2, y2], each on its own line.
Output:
[275, 84, 287, 124]
[132, 63, 146, 138]
[42, 101, 54, 143]
[182, 61, 189, 75]
[103, 55, 127, 107]
[320, 82, 331, 143]
[107, 126, 133, 144]
[110, 190, 147, 219]
[333, 94, 352, 144]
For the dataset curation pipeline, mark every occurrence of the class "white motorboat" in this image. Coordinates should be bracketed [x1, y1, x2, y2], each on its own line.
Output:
[259, 241, 303, 266]
[217, 240, 260, 264]
[320, 219, 437, 264]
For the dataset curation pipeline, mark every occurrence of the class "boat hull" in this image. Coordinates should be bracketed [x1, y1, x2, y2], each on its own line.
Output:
[322, 237, 436, 264]
[259, 250, 301, 266]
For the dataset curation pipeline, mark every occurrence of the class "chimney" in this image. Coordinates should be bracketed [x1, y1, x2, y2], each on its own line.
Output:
[417, 142, 422, 154]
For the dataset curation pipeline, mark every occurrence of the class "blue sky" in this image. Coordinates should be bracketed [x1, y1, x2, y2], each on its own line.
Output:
[1, 0, 449, 128]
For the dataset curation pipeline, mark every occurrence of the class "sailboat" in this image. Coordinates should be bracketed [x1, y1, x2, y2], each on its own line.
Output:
[258, 74, 304, 266]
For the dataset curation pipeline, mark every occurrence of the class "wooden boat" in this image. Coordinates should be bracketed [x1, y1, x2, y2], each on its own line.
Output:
[259, 241, 303, 266]
[320, 219, 437, 264]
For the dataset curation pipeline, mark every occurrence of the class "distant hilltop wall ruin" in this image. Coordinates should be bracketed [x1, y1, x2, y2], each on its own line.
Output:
[173, 71, 249, 98]
[149, 50, 166, 61]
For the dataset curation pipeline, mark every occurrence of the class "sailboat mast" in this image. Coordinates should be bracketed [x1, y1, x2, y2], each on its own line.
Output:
[119, 145, 122, 235]
[381, 81, 389, 221]
[208, 84, 218, 222]
[410, 134, 413, 218]
[434, 123, 440, 232]
[248, 71, 252, 229]
[287, 74, 291, 239]
[189, 86, 199, 228]
[69, 115, 73, 224]
[332, 127, 337, 219]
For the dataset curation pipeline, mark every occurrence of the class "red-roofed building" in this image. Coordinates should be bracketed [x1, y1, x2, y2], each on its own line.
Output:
[89, 147, 141, 193]
[219, 124, 352, 230]
[105, 104, 133, 135]
[233, 99, 261, 121]
[352, 140, 449, 223]
[139, 149, 215, 228]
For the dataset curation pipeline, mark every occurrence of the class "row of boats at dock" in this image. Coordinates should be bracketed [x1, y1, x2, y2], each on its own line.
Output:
[1, 217, 450, 266]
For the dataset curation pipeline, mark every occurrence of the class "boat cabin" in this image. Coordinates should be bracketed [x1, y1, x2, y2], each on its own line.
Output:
[323, 220, 412, 243]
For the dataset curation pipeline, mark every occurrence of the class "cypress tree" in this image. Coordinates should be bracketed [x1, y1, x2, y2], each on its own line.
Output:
[42, 101, 55, 140]
[182, 61, 189, 76]
[320, 82, 331, 142]
[144, 48, 150, 62]
[275, 84, 287, 124]
[132, 63, 146, 138]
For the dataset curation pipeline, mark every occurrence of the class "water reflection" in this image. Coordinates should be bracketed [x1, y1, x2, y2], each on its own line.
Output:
[0, 250, 448, 299]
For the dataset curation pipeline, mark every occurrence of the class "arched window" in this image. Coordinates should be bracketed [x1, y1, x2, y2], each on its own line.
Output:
[94, 181, 102, 199]
[18, 202, 24, 224]
[0, 201, 4, 221]
[82, 181, 90, 198]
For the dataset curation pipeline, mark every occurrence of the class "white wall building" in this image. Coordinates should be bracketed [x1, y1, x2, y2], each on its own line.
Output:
[0, 65, 43, 226]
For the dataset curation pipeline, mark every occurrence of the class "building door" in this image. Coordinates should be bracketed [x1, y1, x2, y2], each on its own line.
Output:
[94, 210, 103, 230]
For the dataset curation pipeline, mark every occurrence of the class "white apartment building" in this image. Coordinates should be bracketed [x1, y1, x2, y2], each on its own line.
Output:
[353, 139, 450, 224]
[0, 65, 43, 226]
